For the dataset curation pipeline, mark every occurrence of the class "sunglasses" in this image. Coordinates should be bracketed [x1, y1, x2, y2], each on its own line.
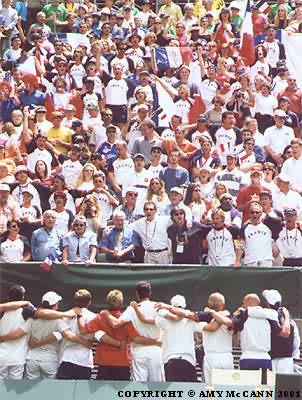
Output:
[74, 223, 85, 227]
[174, 212, 184, 216]
[127, 193, 138, 197]
[144, 208, 155, 211]
[102, 113, 112, 116]
[250, 211, 261, 215]
[10, 224, 19, 228]
[152, 150, 161, 153]
[94, 179, 103, 183]
[263, 167, 274, 171]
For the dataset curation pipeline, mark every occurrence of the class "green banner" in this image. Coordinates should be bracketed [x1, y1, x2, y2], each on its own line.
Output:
[0, 264, 301, 317]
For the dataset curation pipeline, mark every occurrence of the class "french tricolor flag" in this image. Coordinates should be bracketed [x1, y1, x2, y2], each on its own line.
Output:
[257, 0, 272, 15]
[240, 0, 255, 67]
[154, 47, 193, 72]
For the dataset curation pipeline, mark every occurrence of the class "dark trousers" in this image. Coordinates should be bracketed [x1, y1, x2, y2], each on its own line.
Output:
[164, 358, 197, 382]
[283, 257, 302, 267]
[57, 361, 92, 380]
[240, 358, 272, 384]
[96, 365, 130, 381]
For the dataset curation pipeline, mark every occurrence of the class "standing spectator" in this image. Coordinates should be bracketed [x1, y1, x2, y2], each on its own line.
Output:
[132, 119, 161, 164]
[281, 139, 302, 194]
[62, 216, 97, 266]
[159, 150, 189, 193]
[31, 210, 62, 262]
[167, 208, 204, 264]
[100, 210, 139, 263]
[235, 203, 273, 267]
[130, 201, 171, 264]
[273, 173, 302, 214]
[276, 208, 302, 266]
[158, 0, 182, 24]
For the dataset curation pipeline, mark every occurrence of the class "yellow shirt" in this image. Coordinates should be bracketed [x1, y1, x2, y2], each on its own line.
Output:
[158, 2, 183, 23]
[47, 127, 72, 155]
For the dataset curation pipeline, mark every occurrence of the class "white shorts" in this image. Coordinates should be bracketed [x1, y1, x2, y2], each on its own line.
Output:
[131, 347, 164, 382]
[26, 359, 59, 379]
[204, 352, 234, 384]
[272, 358, 294, 374]
[0, 365, 24, 379]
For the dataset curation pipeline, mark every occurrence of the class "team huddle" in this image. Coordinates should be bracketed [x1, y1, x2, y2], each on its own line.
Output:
[0, 282, 299, 382]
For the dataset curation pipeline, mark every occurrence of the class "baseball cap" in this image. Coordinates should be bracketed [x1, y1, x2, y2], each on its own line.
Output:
[170, 187, 183, 195]
[73, 135, 85, 143]
[0, 183, 10, 192]
[225, 151, 238, 159]
[126, 186, 138, 194]
[171, 295, 186, 309]
[259, 189, 272, 198]
[151, 145, 162, 152]
[197, 114, 208, 122]
[54, 191, 67, 200]
[106, 125, 117, 132]
[52, 111, 64, 119]
[15, 165, 28, 175]
[262, 289, 282, 306]
[100, 7, 111, 14]
[65, 104, 75, 112]
[276, 173, 290, 183]
[42, 291, 62, 306]
[279, 96, 290, 103]
[35, 106, 47, 113]
[133, 153, 145, 160]
[284, 207, 297, 216]
[159, 12, 169, 18]
[274, 109, 287, 118]
[137, 104, 149, 112]
[22, 189, 34, 197]
[230, 0, 241, 9]
[86, 102, 98, 110]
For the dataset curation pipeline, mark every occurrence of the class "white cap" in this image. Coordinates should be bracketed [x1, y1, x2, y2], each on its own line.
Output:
[171, 294, 186, 308]
[230, 1, 242, 10]
[100, 7, 111, 14]
[126, 186, 138, 194]
[262, 289, 282, 306]
[42, 291, 62, 306]
[170, 187, 183, 196]
[274, 109, 287, 118]
[276, 173, 290, 183]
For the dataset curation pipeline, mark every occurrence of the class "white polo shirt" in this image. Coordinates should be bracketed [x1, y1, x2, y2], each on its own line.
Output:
[240, 317, 272, 360]
[202, 321, 233, 354]
[273, 190, 302, 213]
[0, 238, 26, 263]
[264, 125, 294, 154]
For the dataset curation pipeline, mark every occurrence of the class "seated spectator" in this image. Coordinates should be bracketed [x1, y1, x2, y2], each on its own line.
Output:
[0, 220, 31, 262]
[62, 216, 97, 266]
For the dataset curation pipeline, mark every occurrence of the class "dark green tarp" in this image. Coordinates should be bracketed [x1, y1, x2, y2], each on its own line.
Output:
[0, 264, 301, 317]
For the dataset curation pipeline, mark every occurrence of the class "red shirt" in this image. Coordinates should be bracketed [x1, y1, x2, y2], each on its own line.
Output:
[252, 14, 267, 36]
[85, 310, 139, 366]
[236, 185, 269, 222]
[278, 88, 302, 115]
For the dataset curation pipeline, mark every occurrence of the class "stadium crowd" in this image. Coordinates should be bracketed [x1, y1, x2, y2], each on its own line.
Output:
[0, 0, 302, 266]
[0, 283, 300, 381]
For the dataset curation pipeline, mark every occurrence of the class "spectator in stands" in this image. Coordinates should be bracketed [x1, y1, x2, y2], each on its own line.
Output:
[100, 210, 139, 263]
[62, 216, 97, 266]
[31, 210, 62, 262]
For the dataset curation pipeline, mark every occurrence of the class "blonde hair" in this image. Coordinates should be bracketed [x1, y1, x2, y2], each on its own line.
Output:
[75, 163, 96, 187]
[274, 4, 288, 28]
[106, 289, 123, 310]
[146, 178, 167, 202]
[74, 289, 92, 307]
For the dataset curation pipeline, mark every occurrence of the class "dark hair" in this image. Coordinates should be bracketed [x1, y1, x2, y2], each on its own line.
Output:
[41, 301, 52, 309]
[184, 183, 200, 206]
[34, 159, 48, 180]
[219, 7, 231, 22]
[136, 281, 151, 300]
[222, 111, 234, 121]
[7, 219, 21, 230]
[8, 285, 26, 301]
[170, 207, 185, 219]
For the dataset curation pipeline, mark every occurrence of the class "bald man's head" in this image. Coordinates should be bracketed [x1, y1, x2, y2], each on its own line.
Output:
[242, 293, 260, 308]
[208, 292, 225, 311]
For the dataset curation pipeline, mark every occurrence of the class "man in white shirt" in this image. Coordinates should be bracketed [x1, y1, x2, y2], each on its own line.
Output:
[281, 138, 302, 194]
[273, 173, 302, 215]
[264, 109, 294, 165]
[27, 134, 53, 174]
[215, 111, 242, 165]
[121, 282, 163, 382]
[235, 203, 273, 267]
[130, 201, 171, 264]
[60, 144, 82, 189]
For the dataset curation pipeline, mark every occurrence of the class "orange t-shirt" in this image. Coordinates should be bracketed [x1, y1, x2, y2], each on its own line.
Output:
[236, 185, 268, 222]
[85, 310, 139, 366]
[162, 139, 197, 170]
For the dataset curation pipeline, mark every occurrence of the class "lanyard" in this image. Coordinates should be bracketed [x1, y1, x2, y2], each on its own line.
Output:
[145, 220, 157, 249]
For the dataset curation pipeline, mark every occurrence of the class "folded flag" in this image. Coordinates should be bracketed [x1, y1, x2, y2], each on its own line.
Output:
[240, 0, 255, 66]
[153, 47, 193, 72]
[49, 33, 91, 50]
